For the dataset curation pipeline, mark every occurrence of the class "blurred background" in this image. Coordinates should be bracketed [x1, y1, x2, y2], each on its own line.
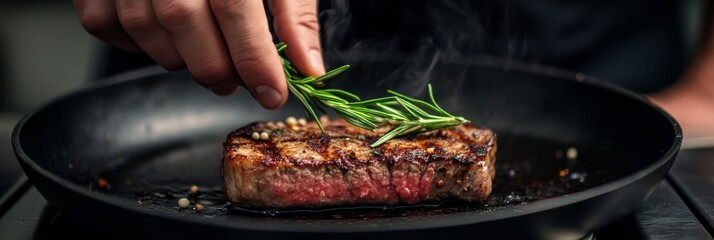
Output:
[0, 0, 709, 172]
[0, 0, 97, 113]
[0, 0, 706, 114]
[0, 0, 97, 191]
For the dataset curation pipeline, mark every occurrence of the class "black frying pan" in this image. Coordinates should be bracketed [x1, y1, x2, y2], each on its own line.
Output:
[12, 57, 681, 239]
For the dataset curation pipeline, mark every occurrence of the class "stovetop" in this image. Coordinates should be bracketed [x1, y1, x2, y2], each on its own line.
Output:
[1, 115, 713, 239]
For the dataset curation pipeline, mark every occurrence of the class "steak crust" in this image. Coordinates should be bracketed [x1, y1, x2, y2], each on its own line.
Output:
[223, 118, 496, 208]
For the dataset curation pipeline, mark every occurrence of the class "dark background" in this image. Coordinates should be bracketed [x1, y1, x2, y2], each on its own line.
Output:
[0, 0, 707, 113]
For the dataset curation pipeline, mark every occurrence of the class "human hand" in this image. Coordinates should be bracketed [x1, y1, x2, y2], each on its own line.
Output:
[73, 0, 325, 109]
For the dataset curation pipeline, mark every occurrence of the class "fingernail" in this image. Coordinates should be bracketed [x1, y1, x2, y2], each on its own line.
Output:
[255, 85, 283, 109]
[310, 49, 325, 75]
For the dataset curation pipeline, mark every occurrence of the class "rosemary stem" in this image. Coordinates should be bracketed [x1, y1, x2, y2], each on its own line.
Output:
[276, 42, 469, 147]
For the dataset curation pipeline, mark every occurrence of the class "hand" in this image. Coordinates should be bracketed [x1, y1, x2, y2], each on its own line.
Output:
[73, 0, 325, 109]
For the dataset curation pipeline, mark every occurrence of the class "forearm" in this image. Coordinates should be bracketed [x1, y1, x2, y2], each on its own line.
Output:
[649, 4, 714, 138]
[674, 4, 714, 99]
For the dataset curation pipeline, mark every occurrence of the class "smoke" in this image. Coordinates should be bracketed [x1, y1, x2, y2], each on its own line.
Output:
[318, 0, 527, 102]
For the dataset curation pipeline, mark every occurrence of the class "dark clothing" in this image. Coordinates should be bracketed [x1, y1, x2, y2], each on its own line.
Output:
[100, 0, 687, 94]
[319, 0, 686, 93]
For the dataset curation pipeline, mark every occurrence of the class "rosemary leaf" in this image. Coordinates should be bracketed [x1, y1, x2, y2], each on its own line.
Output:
[315, 65, 351, 82]
[427, 84, 454, 117]
[276, 42, 469, 147]
[321, 89, 361, 101]
[370, 124, 412, 147]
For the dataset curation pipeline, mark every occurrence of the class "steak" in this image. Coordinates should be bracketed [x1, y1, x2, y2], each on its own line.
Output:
[223, 118, 497, 208]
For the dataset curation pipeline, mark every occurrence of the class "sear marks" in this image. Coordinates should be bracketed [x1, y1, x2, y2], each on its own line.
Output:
[223, 118, 497, 208]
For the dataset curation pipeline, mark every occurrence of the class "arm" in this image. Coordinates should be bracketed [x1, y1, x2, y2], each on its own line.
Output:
[649, 4, 714, 138]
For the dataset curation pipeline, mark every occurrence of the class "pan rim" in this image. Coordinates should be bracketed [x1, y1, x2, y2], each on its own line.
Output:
[11, 60, 682, 233]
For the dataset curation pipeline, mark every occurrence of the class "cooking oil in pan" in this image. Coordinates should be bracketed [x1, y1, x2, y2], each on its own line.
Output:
[91, 133, 619, 219]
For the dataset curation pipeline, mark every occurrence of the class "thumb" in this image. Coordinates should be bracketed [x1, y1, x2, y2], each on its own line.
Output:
[269, 0, 325, 77]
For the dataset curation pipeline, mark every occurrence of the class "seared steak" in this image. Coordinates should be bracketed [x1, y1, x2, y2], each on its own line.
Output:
[223, 118, 497, 208]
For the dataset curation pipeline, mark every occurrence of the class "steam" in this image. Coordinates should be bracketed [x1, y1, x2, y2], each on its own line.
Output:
[318, 0, 526, 104]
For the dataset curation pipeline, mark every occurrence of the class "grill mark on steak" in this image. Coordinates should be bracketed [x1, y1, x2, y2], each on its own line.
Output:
[307, 135, 331, 155]
[259, 142, 282, 166]
[223, 118, 496, 208]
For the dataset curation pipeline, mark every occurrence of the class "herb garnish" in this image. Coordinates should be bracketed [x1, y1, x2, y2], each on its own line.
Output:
[276, 42, 469, 147]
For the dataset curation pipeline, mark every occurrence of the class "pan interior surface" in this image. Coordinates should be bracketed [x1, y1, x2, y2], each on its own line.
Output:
[13, 60, 680, 237]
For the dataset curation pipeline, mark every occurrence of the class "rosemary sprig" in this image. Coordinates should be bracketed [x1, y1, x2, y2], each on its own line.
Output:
[276, 42, 469, 147]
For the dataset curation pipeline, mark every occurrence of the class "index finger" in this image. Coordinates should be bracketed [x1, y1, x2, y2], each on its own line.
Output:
[209, 0, 287, 109]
